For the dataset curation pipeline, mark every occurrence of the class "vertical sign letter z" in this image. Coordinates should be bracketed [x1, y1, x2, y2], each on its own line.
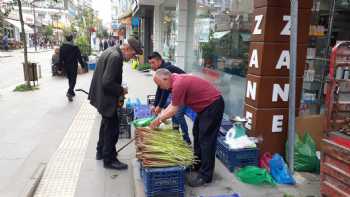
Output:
[253, 15, 263, 35]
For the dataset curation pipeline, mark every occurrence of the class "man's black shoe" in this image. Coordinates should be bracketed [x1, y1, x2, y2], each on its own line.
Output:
[96, 152, 103, 160]
[103, 159, 128, 170]
[66, 93, 73, 102]
[186, 172, 209, 187]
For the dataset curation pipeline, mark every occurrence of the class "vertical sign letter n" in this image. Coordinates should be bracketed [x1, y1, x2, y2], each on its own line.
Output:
[246, 81, 257, 100]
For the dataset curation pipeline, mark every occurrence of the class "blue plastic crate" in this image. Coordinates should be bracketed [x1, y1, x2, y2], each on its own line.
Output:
[219, 119, 233, 136]
[142, 166, 185, 197]
[185, 107, 197, 121]
[200, 194, 240, 197]
[88, 63, 96, 70]
[134, 105, 152, 119]
[216, 136, 259, 172]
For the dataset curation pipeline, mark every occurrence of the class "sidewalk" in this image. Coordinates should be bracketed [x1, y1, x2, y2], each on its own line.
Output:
[0, 71, 93, 197]
[28, 64, 320, 197]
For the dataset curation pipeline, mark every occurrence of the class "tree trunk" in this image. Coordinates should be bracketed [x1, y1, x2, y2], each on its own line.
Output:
[17, 0, 30, 86]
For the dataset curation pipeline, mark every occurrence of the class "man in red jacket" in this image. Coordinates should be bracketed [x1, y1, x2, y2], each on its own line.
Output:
[150, 68, 225, 187]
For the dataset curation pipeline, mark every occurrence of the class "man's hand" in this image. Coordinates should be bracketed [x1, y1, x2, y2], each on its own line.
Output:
[150, 106, 156, 114]
[123, 87, 128, 94]
[149, 118, 162, 129]
[154, 106, 162, 115]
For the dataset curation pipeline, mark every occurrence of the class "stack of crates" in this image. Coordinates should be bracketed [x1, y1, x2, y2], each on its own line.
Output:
[216, 136, 259, 172]
[147, 95, 156, 106]
[134, 105, 152, 120]
[140, 165, 186, 197]
[117, 107, 134, 139]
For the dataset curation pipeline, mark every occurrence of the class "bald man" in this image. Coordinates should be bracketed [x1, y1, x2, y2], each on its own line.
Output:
[150, 68, 225, 187]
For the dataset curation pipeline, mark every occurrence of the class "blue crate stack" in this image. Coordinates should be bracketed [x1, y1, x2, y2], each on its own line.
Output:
[134, 105, 152, 120]
[141, 165, 185, 197]
[216, 136, 259, 172]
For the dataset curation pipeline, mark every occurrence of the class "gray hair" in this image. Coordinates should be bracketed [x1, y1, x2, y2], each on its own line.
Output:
[155, 68, 171, 78]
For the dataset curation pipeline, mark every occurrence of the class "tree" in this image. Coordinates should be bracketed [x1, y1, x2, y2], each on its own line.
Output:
[43, 24, 53, 40]
[0, 1, 14, 35]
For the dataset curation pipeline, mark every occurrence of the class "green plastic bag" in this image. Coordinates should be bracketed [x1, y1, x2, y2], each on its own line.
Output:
[235, 166, 275, 185]
[294, 133, 319, 172]
[133, 117, 155, 128]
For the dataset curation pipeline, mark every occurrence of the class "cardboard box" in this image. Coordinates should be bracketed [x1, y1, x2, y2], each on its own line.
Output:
[296, 114, 325, 150]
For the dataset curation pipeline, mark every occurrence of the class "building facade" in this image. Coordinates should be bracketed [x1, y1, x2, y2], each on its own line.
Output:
[133, 0, 350, 119]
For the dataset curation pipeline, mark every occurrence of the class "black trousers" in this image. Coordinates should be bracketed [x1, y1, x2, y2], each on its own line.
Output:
[193, 96, 224, 182]
[96, 112, 120, 164]
[65, 66, 77, 95]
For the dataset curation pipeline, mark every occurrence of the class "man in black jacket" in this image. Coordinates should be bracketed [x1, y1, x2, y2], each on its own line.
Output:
[59, 33, 86, 101]
[148, 52, 191, 144]
[88, 37, 142, 170]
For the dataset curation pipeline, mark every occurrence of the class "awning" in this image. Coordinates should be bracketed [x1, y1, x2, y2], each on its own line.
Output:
[240, 33, 251, 42]
[212, 31, 230, 39]
[5, 19, 34, 34]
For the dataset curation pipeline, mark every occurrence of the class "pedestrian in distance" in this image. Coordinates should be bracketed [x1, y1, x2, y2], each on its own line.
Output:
[103, 38, 108, 50]
[2, 33, 9, 51]
[88, 37, 143, 170]
[150, 68, 225, 187]
[59, 33, 86, 102]
[148, 51, 191, 144]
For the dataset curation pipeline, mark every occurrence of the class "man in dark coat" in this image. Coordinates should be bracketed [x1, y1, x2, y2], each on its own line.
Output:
[88, 37, 142, 170]
[59, 33, 86, 101]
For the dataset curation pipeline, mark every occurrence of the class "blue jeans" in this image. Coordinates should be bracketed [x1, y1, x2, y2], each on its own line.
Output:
[173, 106, 191, 144]
[166, 95, 191, 144]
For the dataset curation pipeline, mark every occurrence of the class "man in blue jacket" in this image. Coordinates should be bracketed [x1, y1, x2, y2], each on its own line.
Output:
[148, 52, 191, 144]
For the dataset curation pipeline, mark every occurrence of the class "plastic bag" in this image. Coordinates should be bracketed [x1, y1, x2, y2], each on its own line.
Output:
[133, 117, 155, 128]
[235, 166, 275, 185]
[269, 154, 295, 185]
[294, 133, 319, 172]
[259, 152, 272, 172]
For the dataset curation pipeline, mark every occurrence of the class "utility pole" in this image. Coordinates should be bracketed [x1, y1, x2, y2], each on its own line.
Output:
[31, 2, 37, 51]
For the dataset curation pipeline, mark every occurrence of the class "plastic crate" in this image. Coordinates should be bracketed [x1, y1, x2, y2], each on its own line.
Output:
[118, 107, 134, 124]
[216, 136, 259, 172]
[88, 63, 96, 70]
[134, 105, 152, 119]
[200, 194, 240, 197]
[185, 107, 197, 121]
[220, 119, 233, 136]
[147, 95, 156, 106]
[142, 166, 185, 197]
[119, 124, 131, 139]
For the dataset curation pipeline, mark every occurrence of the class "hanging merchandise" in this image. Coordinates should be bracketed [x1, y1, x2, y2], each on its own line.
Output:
[269, 154, 295, 185]
[235, 166, 275, 186]
[294, 133, 319, 172]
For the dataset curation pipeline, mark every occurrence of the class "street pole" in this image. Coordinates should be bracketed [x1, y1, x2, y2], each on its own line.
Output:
[288, 0, 298, 174]
[32, 3, 37, 51]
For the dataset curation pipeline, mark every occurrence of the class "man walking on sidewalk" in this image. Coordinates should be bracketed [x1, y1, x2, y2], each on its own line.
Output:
[59, 33, 86, 101]
[88, 37, 142, 170]
[148, 52, 191, 144]
[150, 69, 225, 187]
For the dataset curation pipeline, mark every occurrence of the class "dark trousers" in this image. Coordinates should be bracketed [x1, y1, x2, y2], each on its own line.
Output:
[65, 66, 77, 95]
[97, 112, 120, 164]
[193, 96, 224, 182]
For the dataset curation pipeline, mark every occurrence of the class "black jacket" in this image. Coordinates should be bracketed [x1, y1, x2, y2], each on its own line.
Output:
[88, 46, 124, 117]
[59, 41, 85, 70]
[154, 61, 185, 108]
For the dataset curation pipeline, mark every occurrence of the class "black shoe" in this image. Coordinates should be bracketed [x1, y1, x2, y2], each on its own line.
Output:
[66, 93, 73, 102]
[103, 159, 128, 170]
[96, 152, 103, 160]
[186, 172, 209, 187]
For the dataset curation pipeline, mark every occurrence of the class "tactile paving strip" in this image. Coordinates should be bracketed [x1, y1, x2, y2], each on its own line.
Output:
[34, 100, 97, 197]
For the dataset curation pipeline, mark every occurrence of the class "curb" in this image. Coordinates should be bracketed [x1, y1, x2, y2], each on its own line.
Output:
[21, 162, 46, 197]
